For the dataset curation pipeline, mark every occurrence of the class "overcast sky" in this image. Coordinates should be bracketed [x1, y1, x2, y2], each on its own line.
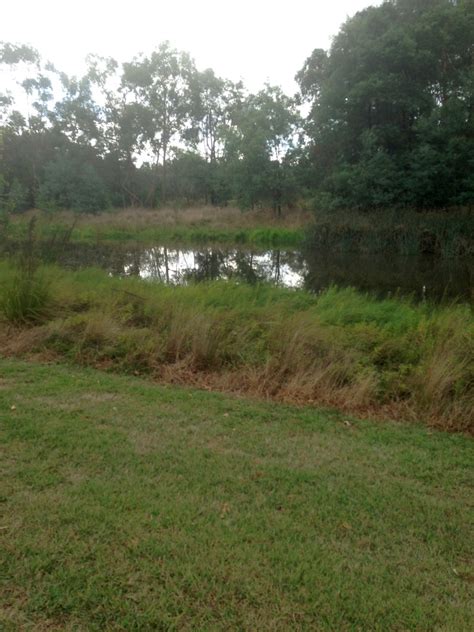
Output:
[2, 1, 381, 93]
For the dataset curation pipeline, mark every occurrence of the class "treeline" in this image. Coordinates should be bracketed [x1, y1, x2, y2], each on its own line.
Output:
[0, 0, 473, 214]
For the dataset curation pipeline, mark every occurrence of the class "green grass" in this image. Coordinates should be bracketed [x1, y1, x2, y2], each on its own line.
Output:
[0, 270, 52, 325]
[0, 358, 473, 630]
[26, 224, 303, 247]
[73, 225, 304, 247]
[0, 262, 472, 432]
[8, 212, 305, 248]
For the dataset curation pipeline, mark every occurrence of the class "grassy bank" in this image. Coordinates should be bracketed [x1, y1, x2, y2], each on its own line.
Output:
[0, 262, 472, 432]
[7, 207, 473, 257]
[311, 208, 474, 258]
[7, 207, 308, 248]
[1, 358, 473, 630]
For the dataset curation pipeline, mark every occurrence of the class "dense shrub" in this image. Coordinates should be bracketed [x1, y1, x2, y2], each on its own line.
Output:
[38, 157, 109, 213]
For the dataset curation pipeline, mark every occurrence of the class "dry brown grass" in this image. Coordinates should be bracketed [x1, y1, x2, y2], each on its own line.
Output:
[20, 205, 313, 232]
[1, 320, 471, 434]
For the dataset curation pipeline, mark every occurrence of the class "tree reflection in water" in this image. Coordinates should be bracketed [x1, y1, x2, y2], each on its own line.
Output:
[131, 247, 306, 287]
[31, 241, 473, 301]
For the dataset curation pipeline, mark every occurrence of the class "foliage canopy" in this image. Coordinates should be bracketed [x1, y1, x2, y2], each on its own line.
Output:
[1, 1, 473, 212]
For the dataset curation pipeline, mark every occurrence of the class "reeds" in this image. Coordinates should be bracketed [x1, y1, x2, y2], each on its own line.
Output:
[310, 208, 474, 258]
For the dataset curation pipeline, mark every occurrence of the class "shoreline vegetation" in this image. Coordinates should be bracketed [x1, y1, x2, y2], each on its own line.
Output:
[0, 261, 472, 433]
[310, 207, 474, 258]
[5, 206, 474, 257]
[6, 207, 309, 248]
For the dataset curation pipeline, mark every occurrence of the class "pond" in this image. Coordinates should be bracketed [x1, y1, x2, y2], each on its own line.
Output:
[20, 241, 473, 302]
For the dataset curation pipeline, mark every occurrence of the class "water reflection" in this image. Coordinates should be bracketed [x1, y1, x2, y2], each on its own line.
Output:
[130, 246, 307, 288]
[16, 241, 474, 301]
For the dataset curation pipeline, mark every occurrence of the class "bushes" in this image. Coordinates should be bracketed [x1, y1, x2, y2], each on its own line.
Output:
[0, 176, 29, 214]
[38, 156, 109, 213]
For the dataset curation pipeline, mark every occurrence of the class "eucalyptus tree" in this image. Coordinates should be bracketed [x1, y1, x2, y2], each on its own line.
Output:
[192, 70, 244, 162]
[0, 42, 39, 123]
[225, 85, 300, 211]
[53, 72, 103, 148]
[86, 55, 146, 206]
[0, 44, 104, 212]
[188, 70, 245, 203]
[121, 42, 198, 203]
[0, 42, 48, 209]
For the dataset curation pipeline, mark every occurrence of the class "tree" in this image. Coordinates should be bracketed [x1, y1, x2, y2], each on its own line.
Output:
[225, 85, 299, 211]
[297, 0, 474, 209]
[53, 73, 102, 148]
[121, 42, 198, 203]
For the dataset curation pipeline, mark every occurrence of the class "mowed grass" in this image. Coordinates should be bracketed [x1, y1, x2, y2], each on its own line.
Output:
[1, 359, 473, 630]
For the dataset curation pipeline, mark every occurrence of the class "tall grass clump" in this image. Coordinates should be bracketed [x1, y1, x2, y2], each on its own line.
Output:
[416, 306, 474, 429]
[0, 218, 53, 325]
[1, 270, 52, 324]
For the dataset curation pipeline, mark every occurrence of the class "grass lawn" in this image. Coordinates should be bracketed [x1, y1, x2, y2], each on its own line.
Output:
[0, 358, 473, 630]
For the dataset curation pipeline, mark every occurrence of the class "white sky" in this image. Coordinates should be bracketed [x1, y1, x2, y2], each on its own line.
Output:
[1, 1, 380, 93]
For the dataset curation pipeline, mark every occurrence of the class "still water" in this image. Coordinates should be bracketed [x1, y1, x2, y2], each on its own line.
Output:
[34, 242, 474, 301]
